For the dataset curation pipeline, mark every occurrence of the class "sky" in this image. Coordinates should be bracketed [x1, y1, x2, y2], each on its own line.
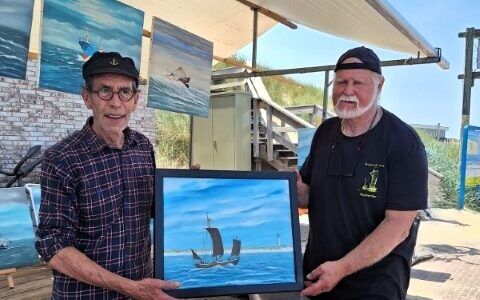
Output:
[237, 0, 480, 139]
[162, 177, 293, 250]
[0, 187, 35, 241]
[0, 0, 34, 33]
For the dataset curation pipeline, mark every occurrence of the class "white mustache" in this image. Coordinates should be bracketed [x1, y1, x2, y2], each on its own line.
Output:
[337, 95, 359, 104]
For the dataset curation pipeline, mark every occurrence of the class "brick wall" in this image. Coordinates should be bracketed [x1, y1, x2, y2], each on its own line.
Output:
[0, 58, 156, 186]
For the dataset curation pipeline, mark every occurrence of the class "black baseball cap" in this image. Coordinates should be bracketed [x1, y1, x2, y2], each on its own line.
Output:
[334, 46, 382, 75]
[82, 51, 139, 85]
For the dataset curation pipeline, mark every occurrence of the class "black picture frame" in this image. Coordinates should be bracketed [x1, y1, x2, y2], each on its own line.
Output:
[154, 169, 303, 298]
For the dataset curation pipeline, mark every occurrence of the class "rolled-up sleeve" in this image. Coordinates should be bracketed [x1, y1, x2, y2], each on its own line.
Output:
[35, 150, 78, 262]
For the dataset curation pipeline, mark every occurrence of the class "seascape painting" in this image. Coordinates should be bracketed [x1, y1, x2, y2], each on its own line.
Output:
[0, 0, 34, 79]
[148, 17, 213, 117]
[155, 169, 303, 299]
[297, 128, 316, 167]
[0, 187, 40, 269]
[40, 0, 144, 94]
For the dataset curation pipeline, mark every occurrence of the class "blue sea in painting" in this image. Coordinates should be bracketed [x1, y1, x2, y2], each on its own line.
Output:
[0, 25, 29, 79]
[39, 41, 85, 94]
[0, 238, 40, 269]
[148, 75, 210, 118]
[164, 251, 295, 289]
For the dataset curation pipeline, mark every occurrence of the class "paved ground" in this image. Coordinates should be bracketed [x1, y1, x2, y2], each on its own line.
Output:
[407, 208, 480, 300]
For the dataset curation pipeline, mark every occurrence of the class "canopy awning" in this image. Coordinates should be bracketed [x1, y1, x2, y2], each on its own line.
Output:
[248, 0, 449, 69]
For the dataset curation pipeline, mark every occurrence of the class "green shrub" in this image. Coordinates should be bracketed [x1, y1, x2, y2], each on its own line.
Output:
[417, 130, 479, 211]
[155, 110, 190, 168]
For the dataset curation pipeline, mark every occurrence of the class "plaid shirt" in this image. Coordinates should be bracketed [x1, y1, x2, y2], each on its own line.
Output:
[36, 118, 155, 299]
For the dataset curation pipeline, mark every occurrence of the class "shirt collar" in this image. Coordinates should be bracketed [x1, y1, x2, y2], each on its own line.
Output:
[82, 117, 137, 153]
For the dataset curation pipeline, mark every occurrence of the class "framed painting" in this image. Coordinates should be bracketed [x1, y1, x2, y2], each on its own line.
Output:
[154, 169, 303, 298]
[147, 17, 213, 117]
[39, 0, 144, 94]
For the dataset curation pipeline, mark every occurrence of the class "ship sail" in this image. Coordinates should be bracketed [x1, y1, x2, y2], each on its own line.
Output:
[206, 227, 224, 257]
[231, 239, 241, 256]
[191, 249, 202, 260]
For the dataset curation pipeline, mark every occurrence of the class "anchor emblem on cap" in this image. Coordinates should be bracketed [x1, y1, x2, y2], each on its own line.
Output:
[109, 58, 119, 66]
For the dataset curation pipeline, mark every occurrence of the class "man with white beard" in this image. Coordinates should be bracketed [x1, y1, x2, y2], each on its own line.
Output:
[297, 46, 428, 299]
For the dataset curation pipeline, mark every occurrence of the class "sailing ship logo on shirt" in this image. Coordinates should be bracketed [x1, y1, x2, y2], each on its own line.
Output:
[359, 163, 384, 198]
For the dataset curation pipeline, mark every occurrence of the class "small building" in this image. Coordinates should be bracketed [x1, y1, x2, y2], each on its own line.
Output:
[411, 123, 449, 140]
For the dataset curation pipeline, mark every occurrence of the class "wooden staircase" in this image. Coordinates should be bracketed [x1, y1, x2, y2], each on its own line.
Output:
[211, 67, 333, 170]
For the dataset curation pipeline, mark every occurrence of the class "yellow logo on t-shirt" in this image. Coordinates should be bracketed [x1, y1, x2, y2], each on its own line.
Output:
[359, 163, 384, 198]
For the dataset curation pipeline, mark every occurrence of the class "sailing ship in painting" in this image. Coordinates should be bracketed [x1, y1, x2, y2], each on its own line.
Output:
[0, 235, 11, 250]
[166, 67, 191, 88]
[191, 214, 241, 268]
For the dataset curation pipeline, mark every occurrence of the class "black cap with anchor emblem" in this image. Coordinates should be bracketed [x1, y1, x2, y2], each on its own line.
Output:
[82, 51, 139, 85]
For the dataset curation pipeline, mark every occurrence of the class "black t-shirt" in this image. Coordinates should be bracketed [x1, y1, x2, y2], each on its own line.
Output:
[300, 108, 428, 299]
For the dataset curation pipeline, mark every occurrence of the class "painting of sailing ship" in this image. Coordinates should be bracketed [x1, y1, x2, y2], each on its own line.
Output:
[0, 0, 35, 79]
[155, 169, 303, 297]
[190, 213, 241, 268]
[40, 0, 143, 94]
[0, 187, 40, 269]
[148, 17, 213, 118]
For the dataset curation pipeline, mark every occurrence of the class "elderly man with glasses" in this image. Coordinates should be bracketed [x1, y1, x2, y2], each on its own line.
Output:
[36, 52, 179, 299]
[297, 46, 428, 299]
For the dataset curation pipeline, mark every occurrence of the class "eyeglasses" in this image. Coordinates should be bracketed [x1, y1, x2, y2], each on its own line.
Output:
[326, 124, 368, 177]
[91, 87, 137, 102]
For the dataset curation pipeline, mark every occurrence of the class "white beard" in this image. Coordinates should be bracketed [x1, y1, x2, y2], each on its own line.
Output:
[334, 94, 378, 119]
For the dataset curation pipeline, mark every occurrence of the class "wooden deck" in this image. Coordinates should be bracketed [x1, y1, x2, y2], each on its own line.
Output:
[0, 264, 52, 300]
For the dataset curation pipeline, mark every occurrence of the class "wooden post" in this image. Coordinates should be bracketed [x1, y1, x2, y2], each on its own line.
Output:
[0, 268, 16, 288]
[266, 104, 273, 161]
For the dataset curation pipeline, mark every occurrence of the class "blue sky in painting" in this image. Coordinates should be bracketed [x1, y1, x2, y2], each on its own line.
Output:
[42, 0, 143, 67]
[150, 17, 213, 92]
[163, 177, 293, 250]
[0, 0, 34, 33]
[0, 187, 35, 241]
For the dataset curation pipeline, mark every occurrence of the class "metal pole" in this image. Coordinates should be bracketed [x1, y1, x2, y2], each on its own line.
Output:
[252, 8, 258, 69]
[322, 70, 330, 122]
[460, 27, 474, 137]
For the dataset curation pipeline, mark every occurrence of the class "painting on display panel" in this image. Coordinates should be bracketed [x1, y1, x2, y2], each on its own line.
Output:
[0, 0, 35, 79]
[39, 0, 144, 94]
[0, 187, 40, 269]
[147, 17, 213, 118]
[297, 128, 317, 168]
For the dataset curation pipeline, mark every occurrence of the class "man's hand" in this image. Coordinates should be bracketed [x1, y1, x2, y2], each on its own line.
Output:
[127, 278, 180, 300]
[301, 261, 346, 297]
[295, 170, 310, 208]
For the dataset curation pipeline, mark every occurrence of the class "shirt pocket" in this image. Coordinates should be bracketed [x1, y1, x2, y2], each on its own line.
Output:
[78, 183, 123, 239]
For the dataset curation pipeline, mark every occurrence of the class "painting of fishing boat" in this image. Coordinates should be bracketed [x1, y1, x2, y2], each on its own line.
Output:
[148, 17, 213, 118]
[154, 169, 303, 298]
[40, 0, 143, 94]
[191, 214, 241, 268]
[0, 0, 35, 79]
[78, 29, 103, 61]
[0, 187, 40, 269]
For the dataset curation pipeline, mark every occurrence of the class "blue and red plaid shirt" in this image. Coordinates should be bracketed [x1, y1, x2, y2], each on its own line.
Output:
[36, 117, 155, 299]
